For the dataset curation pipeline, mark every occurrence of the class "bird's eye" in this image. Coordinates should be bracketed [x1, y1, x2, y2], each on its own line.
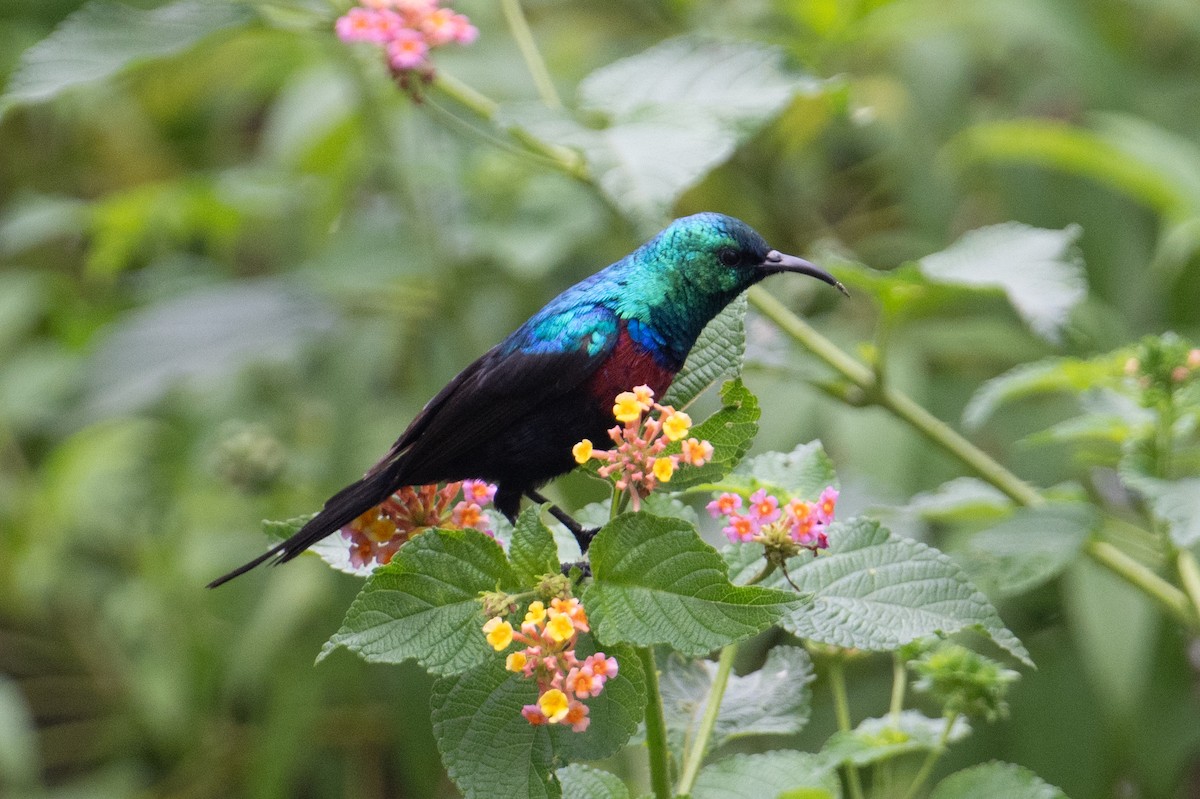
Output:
[718, 248, 740, 267]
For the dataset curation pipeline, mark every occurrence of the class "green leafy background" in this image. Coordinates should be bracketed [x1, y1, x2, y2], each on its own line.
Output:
[3, 0, 1200, 797]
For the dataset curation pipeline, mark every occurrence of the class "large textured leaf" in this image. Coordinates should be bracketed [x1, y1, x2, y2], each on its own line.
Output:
[556, 764, 629, 799]
[663, 295, 746, 409]
[509, 505, 561, 584]
[1, 0, 252, 114]
[692, 751, 838, 799]
[431, 642, 644, 799]
[774, 519, 1032, 665]
[662, 379, 760, 491]
[919, 223, 1086, 343]
[956, 505, 1095, 598]
[320, 529, 518, 675]
[929, 761, 1069, 799]
[503, 37, 823, 224]
[584, 513, 799, 656]
[821, 711, 969, 768]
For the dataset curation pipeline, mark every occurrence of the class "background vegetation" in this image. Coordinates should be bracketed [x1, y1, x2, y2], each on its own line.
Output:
[2, 0, 1200, 797]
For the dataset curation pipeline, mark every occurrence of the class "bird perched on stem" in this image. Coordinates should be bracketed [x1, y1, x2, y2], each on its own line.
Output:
[208, 212, 845, 588]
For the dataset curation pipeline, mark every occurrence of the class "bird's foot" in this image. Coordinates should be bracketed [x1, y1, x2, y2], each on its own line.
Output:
[525, 489, 599, 553]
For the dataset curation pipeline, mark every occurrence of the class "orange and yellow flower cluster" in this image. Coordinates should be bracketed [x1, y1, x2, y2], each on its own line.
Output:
[340, 479, 496, 569]
[482, 597, 617, 732]
[573, 386, 714, 510]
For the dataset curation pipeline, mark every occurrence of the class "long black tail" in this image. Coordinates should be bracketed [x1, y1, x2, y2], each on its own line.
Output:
[207, 465, 404, 588]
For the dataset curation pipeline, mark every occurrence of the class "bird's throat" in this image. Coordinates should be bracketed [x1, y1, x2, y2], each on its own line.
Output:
[585, 325, 678, 407]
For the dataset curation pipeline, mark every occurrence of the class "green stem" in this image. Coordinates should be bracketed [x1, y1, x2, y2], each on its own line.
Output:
[747, 286, 1200, 628]
[889, 654, 907, 723]
[900, 712, 958, 799]
[676, 645, 737, 796]
[636, 647, 672, 799]
[1176, 549, 1200, 626]
[827, 658, 865, 799]
[499, 0, 562, 109]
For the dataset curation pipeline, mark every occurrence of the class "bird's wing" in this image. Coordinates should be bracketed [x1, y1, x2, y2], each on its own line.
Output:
[365, 303, 620, 480]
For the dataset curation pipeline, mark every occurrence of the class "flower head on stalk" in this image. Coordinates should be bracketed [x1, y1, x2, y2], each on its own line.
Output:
[340, 479, 498, 569]
[708, 485, 838, 558]
[573, 386, 714, 510]
[482, 595, 617, 732]
[335, 0, 477, 88]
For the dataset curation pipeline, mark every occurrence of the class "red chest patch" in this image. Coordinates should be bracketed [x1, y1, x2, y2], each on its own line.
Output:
[586, 326, 676, 405]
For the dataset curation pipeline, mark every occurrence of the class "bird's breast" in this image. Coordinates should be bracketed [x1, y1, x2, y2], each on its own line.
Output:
[585, 325, 678, 408]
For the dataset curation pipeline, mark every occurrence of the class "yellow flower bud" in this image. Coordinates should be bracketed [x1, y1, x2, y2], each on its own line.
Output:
[546, 611, 575, 643]
[613, 392, 642, 423]
[482, 617, 513, 651]
[653, 457, 675, 483]
[661, 410, 692, 442]
[539, 688, 570, 722]
[506, 652, 527, 672]
[572, 439, 593, 464]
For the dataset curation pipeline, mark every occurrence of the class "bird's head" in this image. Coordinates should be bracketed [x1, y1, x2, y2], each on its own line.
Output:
[651, 212, 847, 299]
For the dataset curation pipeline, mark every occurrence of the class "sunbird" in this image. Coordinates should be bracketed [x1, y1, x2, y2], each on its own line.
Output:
[208, 213, 844, 587]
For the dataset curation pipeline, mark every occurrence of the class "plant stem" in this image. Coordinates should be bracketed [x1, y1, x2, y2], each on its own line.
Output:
[747, 286, 1200, 628]
[889, 654, 907, 723]
[900, 712, 958, 799]
[676, 645, 737, 796]
[827, 658, 865, 799]
[636, 647, 672, 799]
[1175, 549, 1200, 626]
[499, 0, 562, 109]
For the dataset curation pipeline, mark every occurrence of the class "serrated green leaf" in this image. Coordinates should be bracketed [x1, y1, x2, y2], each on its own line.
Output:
[510, 505, 562, 584]
[821, 711, 969, 768]
[1, 0, 253, 115]
[502, 37, 823, 225]
[929, 761, 1069, 799]
[956, 505, 1095, 598]
[660, 645, 814, 761]
[1119, 470, 1200, 548]
[963, 354, 1128, 430]
[919, 223, 1086, 343]
[664, 295, 746, 409]
[692, 751, 838, 799]
[584, 513, 799, 656]
[320, 529, 517, 674]
[775, 518, 1032, 666]
[690, 440, 836, 501]
[557, 764, 630, 799]
[431, 640, 644, 799]
[663, 379, 760, 491]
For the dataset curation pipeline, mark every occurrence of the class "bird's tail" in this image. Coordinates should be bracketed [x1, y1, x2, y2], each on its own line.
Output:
[206, 465, 404, 588]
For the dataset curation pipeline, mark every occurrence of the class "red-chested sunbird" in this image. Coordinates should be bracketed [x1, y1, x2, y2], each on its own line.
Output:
[208, 213, 845, 587]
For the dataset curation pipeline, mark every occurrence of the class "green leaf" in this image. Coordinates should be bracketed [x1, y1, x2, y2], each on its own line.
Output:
[431, 640, 644, 799]
[510, 506, 562, 584]
[663, 379, 760, 491]
[692, 751, 838, 799]
[929, 761, 1069, 799]
[692, 440, 837, 501]
[504, 37, 823, 225]
[584, 512, 799, 656]
[775, 518, 1032, 666]
[660, 646, 814, 760]
[557, 764, 630, 799]
[0, 676, 38, 790]
[956, 505, 1095, 598]
[821, 711, 969, 768]
[962, 354, 1127, 430]
[1119, 471, 1200, 548]
[1, 0, 253, 115]
[264, 514, 378, 578]
[663, 294, 746, 409]
[918, 223, 1086, 343]
[320, 529, 518, 675]
[899, 478, 1013, 524]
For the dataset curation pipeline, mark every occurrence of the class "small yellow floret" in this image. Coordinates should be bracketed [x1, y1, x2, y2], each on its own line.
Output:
[653, 457, 675, 483]
[546, 611, 576, 643]
[613, 392, 643, 423]
[524, 600, 546, 624]
[539, 688, 570, 722]
[632, 385, 655, 409]
[506, 652, 527, 672]
[572, 439, 593, 464]
[482, 617, 514, 651]
[661, 410, 692, 442]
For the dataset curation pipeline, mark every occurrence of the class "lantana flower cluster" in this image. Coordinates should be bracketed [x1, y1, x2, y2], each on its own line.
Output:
[335, 0, 478, 75]
[708, 486, 839, 554]
[572, 386, 714, 510]
[482, 597, 617, 732]
[341, 479, 497, 568]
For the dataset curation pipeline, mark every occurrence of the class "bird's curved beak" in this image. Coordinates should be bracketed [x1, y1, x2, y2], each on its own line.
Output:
[760, 250, 849, 296]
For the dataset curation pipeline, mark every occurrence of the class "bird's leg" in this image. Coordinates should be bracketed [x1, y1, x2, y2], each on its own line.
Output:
[524, 489, 599, 552]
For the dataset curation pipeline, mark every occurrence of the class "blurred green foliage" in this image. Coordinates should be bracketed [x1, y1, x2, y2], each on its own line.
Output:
[2, 0, 1200, 797]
